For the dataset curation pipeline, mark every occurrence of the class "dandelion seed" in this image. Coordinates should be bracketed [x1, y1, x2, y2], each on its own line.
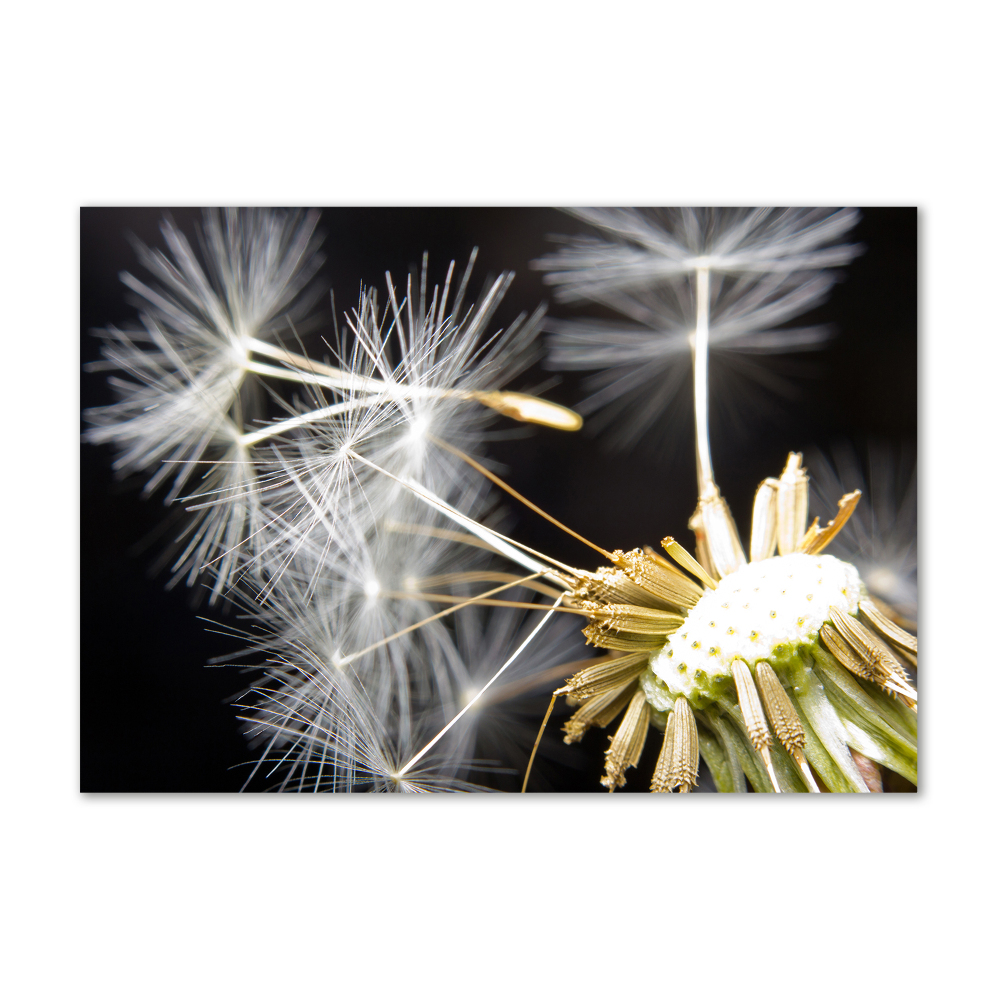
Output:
[237, 666, 485, 793]
[534, 208, 862, 449]
[84, 209, 328, 601]
[85, 209, 326, 498]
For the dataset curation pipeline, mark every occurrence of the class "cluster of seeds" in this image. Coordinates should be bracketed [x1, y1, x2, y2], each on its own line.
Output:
[550, 453, 918, 793]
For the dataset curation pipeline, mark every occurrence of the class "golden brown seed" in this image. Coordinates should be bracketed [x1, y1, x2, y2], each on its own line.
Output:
[821, 622, 877, 681]
[861, 626, 918, 702]
[570, 566, 676, 612]
[612, 548, 704, 609]
[601, 688, 651, 791]
[799, 490, 862, 555]
[754, 661, 806, 752]
[661, 536, 718, 590]
[562, 683, 637, 743]
[582, 625, 671, 652]
[651, 696, 699, 793]
[822, 616, 917, 704]
[651, 713, 676, 794]
[581, 602, 686, 636]
[858, 598, 918, 657]
[829, 607, 911, 682]
[558, 651, 651, 705]
[731, 658, 783, 791]
[731, 659, 771, 753]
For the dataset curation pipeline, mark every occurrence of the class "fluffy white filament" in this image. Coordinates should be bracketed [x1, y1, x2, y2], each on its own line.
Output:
[87, 211, 583, 791]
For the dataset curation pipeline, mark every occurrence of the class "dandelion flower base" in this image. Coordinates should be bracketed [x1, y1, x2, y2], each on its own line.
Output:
[648, 553, 862, 708]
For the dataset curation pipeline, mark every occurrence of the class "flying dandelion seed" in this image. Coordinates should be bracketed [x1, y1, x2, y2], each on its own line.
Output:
[81, 207, 916, 792]
[535, 209, 864, 452]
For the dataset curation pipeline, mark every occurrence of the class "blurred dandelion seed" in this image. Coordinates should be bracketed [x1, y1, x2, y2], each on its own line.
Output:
[534, 208, 863, 450]
[808, 441, 917, 626]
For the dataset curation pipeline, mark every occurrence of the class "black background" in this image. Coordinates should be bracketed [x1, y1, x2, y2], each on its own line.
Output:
[80, 207, 916, 792]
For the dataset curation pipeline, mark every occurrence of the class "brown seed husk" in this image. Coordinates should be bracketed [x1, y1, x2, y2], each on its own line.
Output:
[612, 548, 704, 609]
[799, 489, 862, 555]
[859, 598, 918, 657]
[558, 651, 651, 705]
[671, 697, 700, 792]
[562, 683, 636, 743]
[651, 714, 676, 794]
[862, 627, 918, 703]
[570, 566, 677, 612]
[820, 621, 878, 681]
[601, 688, 651, 791]
[754, 661, 806, 751]
[581, 601, 686, 636]
[651, 696, 699, 792]
[829, 607, 913, 686]
[582, 625, 671, 652]
[731, 658, 772, 753]
[822, 616, 917, 703]
[661, 536, 717, 590]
